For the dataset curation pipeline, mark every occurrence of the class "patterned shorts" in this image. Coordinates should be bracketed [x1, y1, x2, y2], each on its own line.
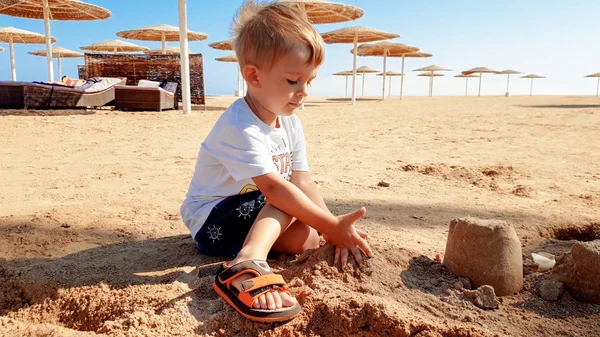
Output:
[194, 190, 266, 258]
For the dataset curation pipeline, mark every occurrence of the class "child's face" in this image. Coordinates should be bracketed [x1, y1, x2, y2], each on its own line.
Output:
[255, 47, 320, 116]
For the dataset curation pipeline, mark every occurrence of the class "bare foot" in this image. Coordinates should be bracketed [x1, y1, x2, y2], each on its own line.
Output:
[229, 265, 297, 310]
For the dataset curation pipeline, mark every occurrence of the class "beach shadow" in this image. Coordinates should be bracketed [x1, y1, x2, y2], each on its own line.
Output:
[400, 255, 460, 296]
[516, 104, 600, 109]
[511, 293, 600, 319]
[323, 198, 553, 229]
[0, 108, 97, 117]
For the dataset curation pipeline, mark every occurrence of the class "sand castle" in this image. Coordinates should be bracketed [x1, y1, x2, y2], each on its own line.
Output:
[443, 218, 524, 296]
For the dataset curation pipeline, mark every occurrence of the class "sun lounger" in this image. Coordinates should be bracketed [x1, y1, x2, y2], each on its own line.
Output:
[0, 77, 127, 109]
[49, 77, 127, 108]
[114, 80, 178, 111]
[0, 81, 53, 109]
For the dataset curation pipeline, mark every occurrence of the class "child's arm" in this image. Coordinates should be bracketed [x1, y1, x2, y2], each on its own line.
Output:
[252, 173, 373, 261]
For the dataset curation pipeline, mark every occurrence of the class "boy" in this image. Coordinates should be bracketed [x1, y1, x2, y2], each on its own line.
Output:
[180, 0, 372, 322]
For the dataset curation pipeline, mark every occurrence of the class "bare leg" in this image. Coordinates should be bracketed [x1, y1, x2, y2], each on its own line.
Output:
[229, 203, 317, 310]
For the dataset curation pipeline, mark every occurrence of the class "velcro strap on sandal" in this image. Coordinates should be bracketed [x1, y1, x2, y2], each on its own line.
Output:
[218, 260, 272, 284]
[237, 274, 289, 308]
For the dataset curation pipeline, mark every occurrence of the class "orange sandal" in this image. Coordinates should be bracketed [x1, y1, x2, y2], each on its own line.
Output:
[213, 260, 301, 322]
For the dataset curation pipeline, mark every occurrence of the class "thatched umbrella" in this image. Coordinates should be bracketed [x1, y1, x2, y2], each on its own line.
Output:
[462, 67, 497, 97]
[216, 54, 245, 97]
[0, 26, 55, 81]
[454, 74, 479, 97]
[520, 74, 545, 96]
[144, 46, 195, 55]
[585, 72, 600, 97]
[28, 46, 82, 78]
[495, 70, 522, 97]
[208, 39, 233, 51]
[80, 39, 149, 53]
[321, 26, 399, 104]
[281, 0, 363, 24]
[417, 73, 445, 96]
[376, 71, 403, 98]
[0, 0, 111, 82]
[117, 24, 207, 55]
[355, 65, 379, 97]
[414, 65, 452, 97]
[0, 47, 3, 51]
[353, 42, 419, 100]
[333, 70, 362, 97]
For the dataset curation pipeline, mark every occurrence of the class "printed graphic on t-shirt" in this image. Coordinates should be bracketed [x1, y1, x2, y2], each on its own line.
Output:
[271, 137, 292, 181]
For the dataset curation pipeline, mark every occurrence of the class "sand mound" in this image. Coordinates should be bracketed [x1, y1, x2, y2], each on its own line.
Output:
[443, 218, 523, 296]
[400, 163, 532, 196]
[551, 241, 600, 304]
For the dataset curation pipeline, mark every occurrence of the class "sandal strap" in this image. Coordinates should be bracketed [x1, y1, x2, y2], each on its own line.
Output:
[237, 274, 289, 308]
[218, 260, 272, 284]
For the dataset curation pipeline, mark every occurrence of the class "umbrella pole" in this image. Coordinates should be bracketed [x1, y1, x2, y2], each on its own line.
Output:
[478, 72, 482, 97]
[388, 75, 392, 97]
[43, 0, 54, 82]
[9, 37, 16, 81]
[162, 33, 166, 55]
[362, 73, 365, 96]
[345, 75, 348, 97]
[505, 74, 511, 97]
[465, 78, 468, 97]
[381, 53, 387, 100]
[179, 0, 192, 114]
[400, 55, 405, 99]
[530, 78, 533, 96]
[351, 35, 358, 105]
[237, 69, 240, 97]
[429, 72, 433, 97]
[57, 57, 61, 79]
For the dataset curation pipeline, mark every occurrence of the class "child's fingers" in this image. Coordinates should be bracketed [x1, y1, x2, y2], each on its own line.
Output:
[350, 246, 363, 265]
[344, 207, 366, 225]
[334, 246, 340, 265]
[340, 247, 349, 268]
[356, 229, 368, 238]
[355, 236, 374, 258]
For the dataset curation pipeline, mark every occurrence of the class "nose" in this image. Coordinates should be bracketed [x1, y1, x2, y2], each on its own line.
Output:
[296, 82, 309, 97]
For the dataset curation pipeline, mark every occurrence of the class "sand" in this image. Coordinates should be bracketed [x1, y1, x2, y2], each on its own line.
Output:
[1, 95, 599, 336]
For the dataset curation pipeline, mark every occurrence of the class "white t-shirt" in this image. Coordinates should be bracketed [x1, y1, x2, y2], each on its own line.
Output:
[180, 98, 309, 238]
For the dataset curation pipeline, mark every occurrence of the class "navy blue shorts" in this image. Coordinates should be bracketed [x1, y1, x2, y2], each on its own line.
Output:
[194, 190, 266, 258]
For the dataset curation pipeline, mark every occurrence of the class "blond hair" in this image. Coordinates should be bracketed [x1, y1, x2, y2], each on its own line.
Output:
[231, 0, 325, 69]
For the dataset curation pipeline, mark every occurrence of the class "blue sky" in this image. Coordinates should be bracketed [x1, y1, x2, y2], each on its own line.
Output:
[1, 0, 599, 96]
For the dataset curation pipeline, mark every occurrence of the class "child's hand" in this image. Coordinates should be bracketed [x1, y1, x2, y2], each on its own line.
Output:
[327, 207, 373, 267]
[333, 229, 369, 269]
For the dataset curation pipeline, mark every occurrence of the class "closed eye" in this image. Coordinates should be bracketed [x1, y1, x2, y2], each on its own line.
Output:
[287, 79, 298, 85]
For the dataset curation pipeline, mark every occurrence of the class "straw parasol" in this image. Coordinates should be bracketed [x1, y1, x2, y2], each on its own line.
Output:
[145, 46, 195, 55]
[208, 39, 233, 51]
[584, 72, 600, 97]
[0, 26, 55, 81]
[28, 46, 82, 78]
[216, 54, 245, 97]
[376, 71, 403, 98]
[117, 24, 208, 55]
[520, 74, 545, 96]
[281, 0, 364, 24]
[80, 39, 149, 53]
[333, 70, 362, 97]
[417, 73, 445, 96]
[462, 67, 497, 97]
[355, 66, 379, 97]
[321, 26, 399, 104]
[495, 70, 522, 97]
[414, 65, 452, 97]
[454, 74, 479, 97]
[0, 47, 3, 51]
[353, 42, 419, 100]
[0, 0, 111, 83]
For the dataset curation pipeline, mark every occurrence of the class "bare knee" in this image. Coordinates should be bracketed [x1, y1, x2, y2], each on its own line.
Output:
[273, 223, 320, 255]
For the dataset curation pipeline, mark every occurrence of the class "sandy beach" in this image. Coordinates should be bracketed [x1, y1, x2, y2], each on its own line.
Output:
[1, 95, 599, 336]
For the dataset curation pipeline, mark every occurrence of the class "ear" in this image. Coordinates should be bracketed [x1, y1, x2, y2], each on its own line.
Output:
[242, 64, 261, 89]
